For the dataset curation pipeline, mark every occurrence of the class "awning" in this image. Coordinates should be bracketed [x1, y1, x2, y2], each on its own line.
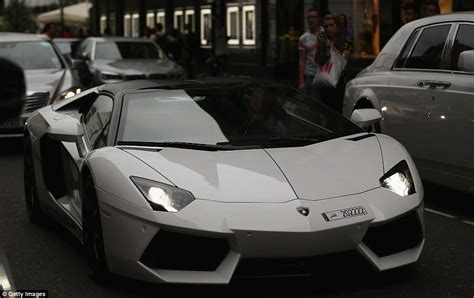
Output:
[37, 2, 93, 25]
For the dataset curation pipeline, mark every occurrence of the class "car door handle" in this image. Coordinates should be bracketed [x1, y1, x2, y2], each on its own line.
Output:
[417, 80, 451, 89]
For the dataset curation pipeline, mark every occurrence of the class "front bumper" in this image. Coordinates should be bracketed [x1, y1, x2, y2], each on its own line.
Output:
[97, 186, 424, 284]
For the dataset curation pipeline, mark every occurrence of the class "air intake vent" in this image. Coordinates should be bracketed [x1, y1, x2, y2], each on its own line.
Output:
[140, 230, 229, 271]
[24, 92, 49, 113]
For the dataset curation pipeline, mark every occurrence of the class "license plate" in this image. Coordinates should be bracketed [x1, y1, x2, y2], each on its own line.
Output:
[322, 206, 368, 222]
[0, 118, 21, 128]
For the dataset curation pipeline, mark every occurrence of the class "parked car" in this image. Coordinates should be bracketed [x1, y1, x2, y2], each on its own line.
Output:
[0, 33, 81, 137]
[343, 12, 474, 194]
[24, 78, 424, 284]
[75, 37, 183, 87]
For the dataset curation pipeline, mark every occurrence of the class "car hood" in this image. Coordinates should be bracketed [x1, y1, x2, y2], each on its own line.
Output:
[123, 135, 383, 203]
[92, 59, 179, 76]
[24, 68, 66, 97]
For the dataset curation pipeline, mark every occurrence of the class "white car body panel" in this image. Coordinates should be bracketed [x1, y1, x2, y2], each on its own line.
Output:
[25, 80, 426, 284]
[344, 13, 474, 193]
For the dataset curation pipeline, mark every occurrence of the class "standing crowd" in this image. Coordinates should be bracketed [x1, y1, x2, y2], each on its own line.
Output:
[298, 1, 443, 114]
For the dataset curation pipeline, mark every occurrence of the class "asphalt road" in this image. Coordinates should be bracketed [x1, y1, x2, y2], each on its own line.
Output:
[0, 138, 473, 298]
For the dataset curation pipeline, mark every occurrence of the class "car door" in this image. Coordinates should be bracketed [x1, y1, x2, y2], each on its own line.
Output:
[423, 22, 474, 189]
[382, 23, 453, 164]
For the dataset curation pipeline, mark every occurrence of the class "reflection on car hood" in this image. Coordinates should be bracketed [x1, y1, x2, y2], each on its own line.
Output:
[124, 135, 383, 203]
[24, 69, 65, 97]
[92, 59, 179, 76]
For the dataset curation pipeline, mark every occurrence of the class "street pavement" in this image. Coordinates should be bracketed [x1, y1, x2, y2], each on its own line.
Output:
[0, 138, 473, 297]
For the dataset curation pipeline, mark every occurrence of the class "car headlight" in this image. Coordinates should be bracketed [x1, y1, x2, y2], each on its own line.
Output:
[53, 86, 82, 102]
[100, 71, 123, 82]
[131, 176, 195, 212]
[379, 160, 415, 197]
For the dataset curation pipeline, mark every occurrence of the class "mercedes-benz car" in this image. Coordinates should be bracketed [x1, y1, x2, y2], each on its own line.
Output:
[75, 37, 183, 87]
[0, 33, 81, 137]
[24, 78, 424, 284]
[343, 13, 474, 193]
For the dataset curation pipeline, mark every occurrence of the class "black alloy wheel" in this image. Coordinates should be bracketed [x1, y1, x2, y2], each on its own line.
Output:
[24, 137, 43, 224]
[82, 175, 110, 283]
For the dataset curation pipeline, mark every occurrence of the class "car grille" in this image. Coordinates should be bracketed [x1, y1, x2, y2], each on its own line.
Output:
[362, 211, 423, 257]
[23, 92, 49, 113]
[148, 73, 182, 80]
[140, 230, 230, 271]
[125, 74, 146, 80]
[235, 258, 313, 278]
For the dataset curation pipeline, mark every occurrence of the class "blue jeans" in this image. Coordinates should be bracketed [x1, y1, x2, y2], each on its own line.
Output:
[304, 75, 320, 101]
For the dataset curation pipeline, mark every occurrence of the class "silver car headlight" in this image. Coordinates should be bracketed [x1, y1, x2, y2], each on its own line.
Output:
[379, 160, 415, 197]
[53, 86, 82, 102]
[131, 176, 195, 212]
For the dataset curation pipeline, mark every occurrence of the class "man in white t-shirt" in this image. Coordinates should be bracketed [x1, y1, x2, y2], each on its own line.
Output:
[298, 8, 323, 100]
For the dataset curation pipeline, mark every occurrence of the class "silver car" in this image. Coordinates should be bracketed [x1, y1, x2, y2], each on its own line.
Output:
[0, 33, 81, 137]
[75, 37, 183, 87]
[343, 12, 474, 193]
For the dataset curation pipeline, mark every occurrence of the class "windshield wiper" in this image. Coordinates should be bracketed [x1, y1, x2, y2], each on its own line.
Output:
[116, 141, 236, 151]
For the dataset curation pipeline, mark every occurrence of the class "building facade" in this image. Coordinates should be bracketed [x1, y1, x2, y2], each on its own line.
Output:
[91, 0, 474, 79]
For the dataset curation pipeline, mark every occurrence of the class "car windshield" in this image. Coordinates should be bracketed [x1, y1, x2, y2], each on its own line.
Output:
[55, 40, 80, 55]
[117, 83, 363, 149]
[0, 41, 63, 69]
[95, 41, 164, 60]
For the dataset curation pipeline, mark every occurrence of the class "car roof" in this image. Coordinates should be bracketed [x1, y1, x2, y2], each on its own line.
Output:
[87, 37, 155, 43]
[99, 77, 288, 96]
[402, 11, 474, 31]
[0, 33, 50, 42]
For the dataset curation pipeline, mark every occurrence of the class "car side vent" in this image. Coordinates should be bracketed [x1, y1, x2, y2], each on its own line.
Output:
[346, 134, 375, 141]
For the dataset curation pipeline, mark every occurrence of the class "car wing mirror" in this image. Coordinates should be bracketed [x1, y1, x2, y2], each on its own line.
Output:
[351, 108, 382, 128]
[458, 50, 474, 72]
[48, 121, 87, 157]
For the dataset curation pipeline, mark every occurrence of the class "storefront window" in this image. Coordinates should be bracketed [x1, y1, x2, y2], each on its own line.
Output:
[242, 5, 256, 46]
[174, 9, 184, 33]
[124, 14, 131, 37]
[132, 13, 139, 37]
[200, 7, 212, 46]
[227, 6, 240, 45]
[109, 13, 116, 36]
[328, 0, 382, 59]
[185, 9, 195, 32]
[157, 10, 166, 31]
[146, 11, 155, 28]
[100, 15, 107, 36]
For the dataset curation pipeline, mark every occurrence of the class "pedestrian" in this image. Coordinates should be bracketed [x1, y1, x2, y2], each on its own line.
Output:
[42, 23, 56, 39]
[0, 58, 25, 121]
[183, 23, 201, 79]
[424, 1, 441, 17]
[318, 15, 353, 113]
[213, 17, 229, 76]
[298, 8, 324, 101]
[403, 3, 419, 24]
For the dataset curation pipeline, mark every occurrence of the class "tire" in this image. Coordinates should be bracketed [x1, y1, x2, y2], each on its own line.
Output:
[24, 137, 44, 224]
[82, 175, 110, 283]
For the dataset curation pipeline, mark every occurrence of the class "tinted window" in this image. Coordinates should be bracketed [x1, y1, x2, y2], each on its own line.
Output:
[404, 24, 451, 70]
[0, 41, 62, 69]
[450, 24, 474, 71]
[394, 29, 420, 68]
[117, 84, 362, 148]
[95, 42, 164, 60]
[83, 95, 113, 148]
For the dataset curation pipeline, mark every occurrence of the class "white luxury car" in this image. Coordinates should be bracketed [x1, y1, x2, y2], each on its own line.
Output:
[343, 12, 474, 193]
[24, 78, 424, 284]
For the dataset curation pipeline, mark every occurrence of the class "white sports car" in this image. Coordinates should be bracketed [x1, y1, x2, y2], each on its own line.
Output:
[24, 78, 424, 284]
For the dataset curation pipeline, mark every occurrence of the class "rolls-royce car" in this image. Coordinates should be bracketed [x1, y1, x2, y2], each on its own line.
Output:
[75, 37, 183, 87]
[343, 13, 474, 193]
[0, 33, 81, 137]
[24, 78, 424, 284]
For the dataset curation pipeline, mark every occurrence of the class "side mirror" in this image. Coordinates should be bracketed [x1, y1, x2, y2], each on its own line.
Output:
[351, 108, 382, 128]
[48, 120, 87, 157]
[458, 50, 474, 72]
